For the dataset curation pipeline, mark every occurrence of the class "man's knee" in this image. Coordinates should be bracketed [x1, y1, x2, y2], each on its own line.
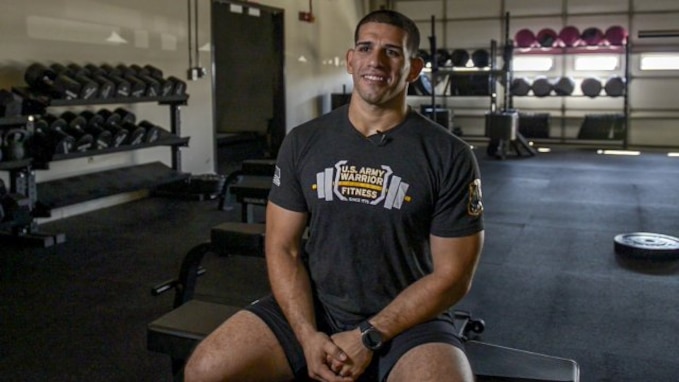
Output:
[184, 310, 293, 382]
[388, 343, 473, 382]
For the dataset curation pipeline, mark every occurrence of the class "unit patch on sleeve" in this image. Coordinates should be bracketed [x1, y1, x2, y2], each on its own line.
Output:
[467, 178, 483, 217]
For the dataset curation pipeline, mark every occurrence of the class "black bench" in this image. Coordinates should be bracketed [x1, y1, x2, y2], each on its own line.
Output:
[148, 222, 579, 381]
[217, 158, 275, 219]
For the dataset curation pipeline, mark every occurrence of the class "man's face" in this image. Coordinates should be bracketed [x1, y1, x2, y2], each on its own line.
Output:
[346, 22, 422, 107]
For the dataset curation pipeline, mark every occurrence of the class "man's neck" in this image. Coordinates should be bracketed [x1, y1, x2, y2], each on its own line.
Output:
[347, 97, 409, 137]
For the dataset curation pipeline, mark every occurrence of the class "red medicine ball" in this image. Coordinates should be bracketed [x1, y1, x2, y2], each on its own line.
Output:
[605, 25, 628, 46]
[515, 29, 536, 48]
[581, 27, 605, 46]
[536, 28, 558, 48]
[559, 26, 581, 47]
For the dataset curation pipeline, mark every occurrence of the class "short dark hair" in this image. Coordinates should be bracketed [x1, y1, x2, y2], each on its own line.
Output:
[354, 10, 421, 58]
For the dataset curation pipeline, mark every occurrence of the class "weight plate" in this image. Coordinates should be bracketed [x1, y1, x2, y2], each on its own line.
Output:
[614, 232, 679, 261]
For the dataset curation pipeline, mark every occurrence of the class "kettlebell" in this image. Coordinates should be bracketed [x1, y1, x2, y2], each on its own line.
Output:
[3, 129, 29, 161]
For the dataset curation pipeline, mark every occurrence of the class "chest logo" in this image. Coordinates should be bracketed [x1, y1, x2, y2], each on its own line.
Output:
[312, 160, 411, 209]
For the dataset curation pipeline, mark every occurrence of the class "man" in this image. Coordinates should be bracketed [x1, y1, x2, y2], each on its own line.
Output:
[185, 9, 484, 382]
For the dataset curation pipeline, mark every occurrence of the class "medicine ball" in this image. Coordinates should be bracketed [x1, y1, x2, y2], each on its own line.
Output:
[471, 49, 490, 68]
[510, 77, 531, 96]
[553, 76, 576, 96]
[604, 76, 626, 97]
[559, 26, 581, 47]
[605, 25, 628, 46]
[417, 49, 432, 66]
[536, 28, 558, 48]
[581, 27, 604, 46]
[531, 76, 553, 97]
[450, 49, 470, 67]
[515, 29, 536, 48]
[581, 77, 603, 98]
[435, 49, 452, 67]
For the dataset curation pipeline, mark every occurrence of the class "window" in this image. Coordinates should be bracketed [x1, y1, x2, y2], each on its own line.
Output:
[512, 56, 553, 71]
[640, 54, 679, 70]
[574, 55, 619, 71]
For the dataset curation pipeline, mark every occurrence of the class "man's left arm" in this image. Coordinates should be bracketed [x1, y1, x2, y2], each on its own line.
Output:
[330, 231, 484, 375]
[369, 231, 484, 340]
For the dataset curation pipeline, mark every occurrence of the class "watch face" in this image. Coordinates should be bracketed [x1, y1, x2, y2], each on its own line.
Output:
[364, 328, 383, 350]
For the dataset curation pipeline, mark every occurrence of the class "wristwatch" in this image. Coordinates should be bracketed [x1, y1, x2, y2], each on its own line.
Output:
[358, 320, 384, 351]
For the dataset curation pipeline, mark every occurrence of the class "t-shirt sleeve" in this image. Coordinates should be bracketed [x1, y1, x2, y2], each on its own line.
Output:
[429, 144, 484, 237]
[268, 130, 309, 212]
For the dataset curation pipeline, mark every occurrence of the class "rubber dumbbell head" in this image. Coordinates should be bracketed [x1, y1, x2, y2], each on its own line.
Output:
[24, 63, 81, 99]
[138, 120, 164, 143]
[49, 63, 99, 100]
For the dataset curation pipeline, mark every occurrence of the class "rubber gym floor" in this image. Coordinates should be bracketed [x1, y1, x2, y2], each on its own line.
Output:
[2, 146, 678, 381]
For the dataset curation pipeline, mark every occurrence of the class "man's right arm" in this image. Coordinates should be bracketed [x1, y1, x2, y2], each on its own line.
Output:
[265, 201, 351, 381]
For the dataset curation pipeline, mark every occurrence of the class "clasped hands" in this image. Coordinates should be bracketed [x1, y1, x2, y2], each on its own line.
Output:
[304, 328, 373, 382]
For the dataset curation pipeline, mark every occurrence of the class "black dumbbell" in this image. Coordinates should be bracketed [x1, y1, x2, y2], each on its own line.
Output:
[43, 114, 93, 152]
[132, 65, 175, 97]
[49, 63, 99, 100]
[33, 117, 76, 156]
[96, 109, 144, 146]
[66, 64, 115, 99]
[167, 76, 187, 96]
[116, 64, 161, 97]
[111, 108, 146, 145]
[84, 64, 131, 98]
[24, 63, 82, 99]
[137, 120, 166, 143]
[102, 64, 144, 97]
[81, 110, 128, 148]
[100, 64, 145, 98]
[61, 111, 112, 150]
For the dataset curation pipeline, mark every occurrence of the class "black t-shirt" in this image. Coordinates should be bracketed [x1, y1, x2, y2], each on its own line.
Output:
[268, 105, 484, 325]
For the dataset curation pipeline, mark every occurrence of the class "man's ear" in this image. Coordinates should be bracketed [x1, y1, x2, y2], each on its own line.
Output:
[346, 49, 354, 74]
[407, 56, 425, 83]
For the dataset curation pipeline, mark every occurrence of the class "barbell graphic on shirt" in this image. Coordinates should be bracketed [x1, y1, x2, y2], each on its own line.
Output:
[312, 161, 411, 210]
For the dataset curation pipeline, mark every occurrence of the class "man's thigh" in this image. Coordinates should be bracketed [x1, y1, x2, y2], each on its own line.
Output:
[184, 310, 294, 382]
[387, 342, 474, 382]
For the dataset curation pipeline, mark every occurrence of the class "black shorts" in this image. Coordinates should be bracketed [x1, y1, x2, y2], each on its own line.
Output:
[245, 294, 466, 382]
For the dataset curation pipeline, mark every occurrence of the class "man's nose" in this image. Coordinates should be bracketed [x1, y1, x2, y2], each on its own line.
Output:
[368, 48, 388, 66]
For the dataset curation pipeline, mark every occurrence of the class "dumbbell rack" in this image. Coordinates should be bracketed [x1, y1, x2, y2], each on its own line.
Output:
[1, 115, 65, 247]
[1, 90, 191, 247]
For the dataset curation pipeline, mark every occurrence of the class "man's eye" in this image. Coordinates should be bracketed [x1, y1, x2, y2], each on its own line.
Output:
[357, 46, 370, 52]
[387, 49, 401, 57]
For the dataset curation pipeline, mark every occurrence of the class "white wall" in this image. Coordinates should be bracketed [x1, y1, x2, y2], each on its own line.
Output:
[0, 0, 365, 220]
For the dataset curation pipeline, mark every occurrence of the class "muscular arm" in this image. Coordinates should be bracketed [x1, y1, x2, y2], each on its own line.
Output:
[265, 201, 351, 382]
[265, 201, 314, 341]
[370, 231, 484, 341]
[330, 230, 484, 378]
